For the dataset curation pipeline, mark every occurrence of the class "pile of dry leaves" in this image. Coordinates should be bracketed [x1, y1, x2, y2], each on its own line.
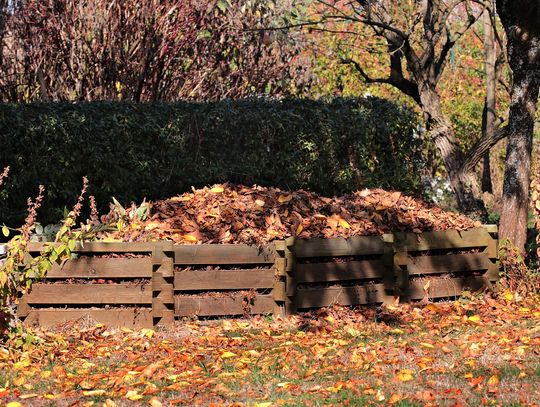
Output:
[101, 184, 480, 245]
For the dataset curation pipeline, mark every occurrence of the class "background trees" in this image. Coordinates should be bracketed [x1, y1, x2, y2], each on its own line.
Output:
[0, 0, 537, 252]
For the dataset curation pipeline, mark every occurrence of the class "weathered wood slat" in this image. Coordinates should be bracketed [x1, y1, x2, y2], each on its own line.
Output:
[44, 258, 152, 278]
[297, 284, 387, 308]
[407, 253, 493, 276]
[394, 228, 494, 252]
[22, 308, 153, 328]
[27, 241, 157, 253]
[296, 259, 387, 283]
[174, 269, 275, 290]
[174, 245, 275, 265]
[409, 275, 489, 299]
[175, 294, 275, 317]
[24, 284, 152, 304]
[294, 236, 386, 258]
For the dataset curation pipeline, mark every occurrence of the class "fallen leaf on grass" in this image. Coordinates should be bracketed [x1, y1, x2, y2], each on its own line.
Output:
[395, 369, 415, 382]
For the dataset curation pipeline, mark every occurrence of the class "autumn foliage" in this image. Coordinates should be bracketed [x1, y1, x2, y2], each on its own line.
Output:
[101, 184, 479, 245]
[1, 294, 539, 405]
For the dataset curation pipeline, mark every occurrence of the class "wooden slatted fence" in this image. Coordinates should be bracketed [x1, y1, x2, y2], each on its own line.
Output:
[173, 244, 284, 318]
[18, 242, 174, 328]
[15, 226, 499, 327]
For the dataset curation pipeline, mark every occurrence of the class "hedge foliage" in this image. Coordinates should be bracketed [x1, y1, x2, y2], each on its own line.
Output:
[0, 98, 423, 226]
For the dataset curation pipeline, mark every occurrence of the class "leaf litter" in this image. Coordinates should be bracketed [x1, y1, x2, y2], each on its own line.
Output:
[101, 184, 480, 244]
[1, 293, 539, 406]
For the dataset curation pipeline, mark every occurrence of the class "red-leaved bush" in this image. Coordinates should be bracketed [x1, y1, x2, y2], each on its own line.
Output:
[0, 0, 311, 102]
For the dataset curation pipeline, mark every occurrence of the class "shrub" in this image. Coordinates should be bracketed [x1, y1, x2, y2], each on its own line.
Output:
[0, 97, 423, 226]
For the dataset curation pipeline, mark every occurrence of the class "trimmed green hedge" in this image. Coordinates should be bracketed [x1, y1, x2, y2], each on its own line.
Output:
[0, 98, 423, 226]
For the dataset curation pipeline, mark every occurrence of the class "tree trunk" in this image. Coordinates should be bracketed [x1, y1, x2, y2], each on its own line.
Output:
[418, 80, 485, 215]
[498, 36, 540, 251]
[482, 7, 497, 194]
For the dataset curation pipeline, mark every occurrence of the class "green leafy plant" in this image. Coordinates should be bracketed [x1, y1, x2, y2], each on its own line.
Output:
[0, 176, 100, 336]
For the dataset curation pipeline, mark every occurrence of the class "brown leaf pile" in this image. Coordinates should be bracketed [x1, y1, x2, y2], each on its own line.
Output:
[104, 184, 480, 245]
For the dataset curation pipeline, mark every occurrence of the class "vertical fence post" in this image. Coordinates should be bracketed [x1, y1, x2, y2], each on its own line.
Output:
[483, 225, 500, 283]
[391, 232, 410, 302]
[272, 242, 287, 317]
[381, 234, 398, 305]
[274, 237, 297, 315]
[152, 242, 175, 327]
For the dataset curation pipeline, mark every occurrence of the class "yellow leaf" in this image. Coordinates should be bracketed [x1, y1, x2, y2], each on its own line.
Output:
[420, 342, 434, 349]
[82, 389, 106, 396]
[125, 390, 143, 400]
[169, 195, 191, 202]
[13, 376, 26, 386]
[503, 292, 514, 301]
[338, 218, 350, 229]
[326, 383, 343, 393]
[253, 403, 272, 407]
[487, 375, 500, 386]
[6, 402, 24, 407]
[277, 194, 292, 203]
[182, 234, 199, 242]
[295, 223, 303, 236]
[141, 328, 155, 338]
[210, 186, 224, 193]
[467, 315, 481, 323]
[464, 372, 474, 378]
[396, 369, 414, 382]
[220, 351, 237, 359]
[255, 199, 265, 207]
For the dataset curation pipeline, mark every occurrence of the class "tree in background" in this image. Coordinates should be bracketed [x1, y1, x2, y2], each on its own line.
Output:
[496, 0, 540, 252]
[0, 0, 311, 102]
[301, 0, 511, 216]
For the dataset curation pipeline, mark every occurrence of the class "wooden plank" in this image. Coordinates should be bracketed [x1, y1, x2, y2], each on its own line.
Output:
[174, 269, 275, 290]
[24, 283, 152, 305]
[174, 245, 275, 265]
[394, 228, 494, 252]
[153, 286, 174, 303]
[296, 259, 386, 284]
[297, 284, 387, 308]
[408, 276, 489, 299]
[16, 298, 30, 317]
[28, 241, 157, 253]
[175, 294, 275, 317]
[482, 224, 498, 234]
[22, 308, 153, 329]
[154, 256, 174, 277]
[407, 253, 494, 276]
[294, 236, 386, 258]
[44, 258, 152, 279]
[273, 280, 286, 302]
[275, 257, 286, 276]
